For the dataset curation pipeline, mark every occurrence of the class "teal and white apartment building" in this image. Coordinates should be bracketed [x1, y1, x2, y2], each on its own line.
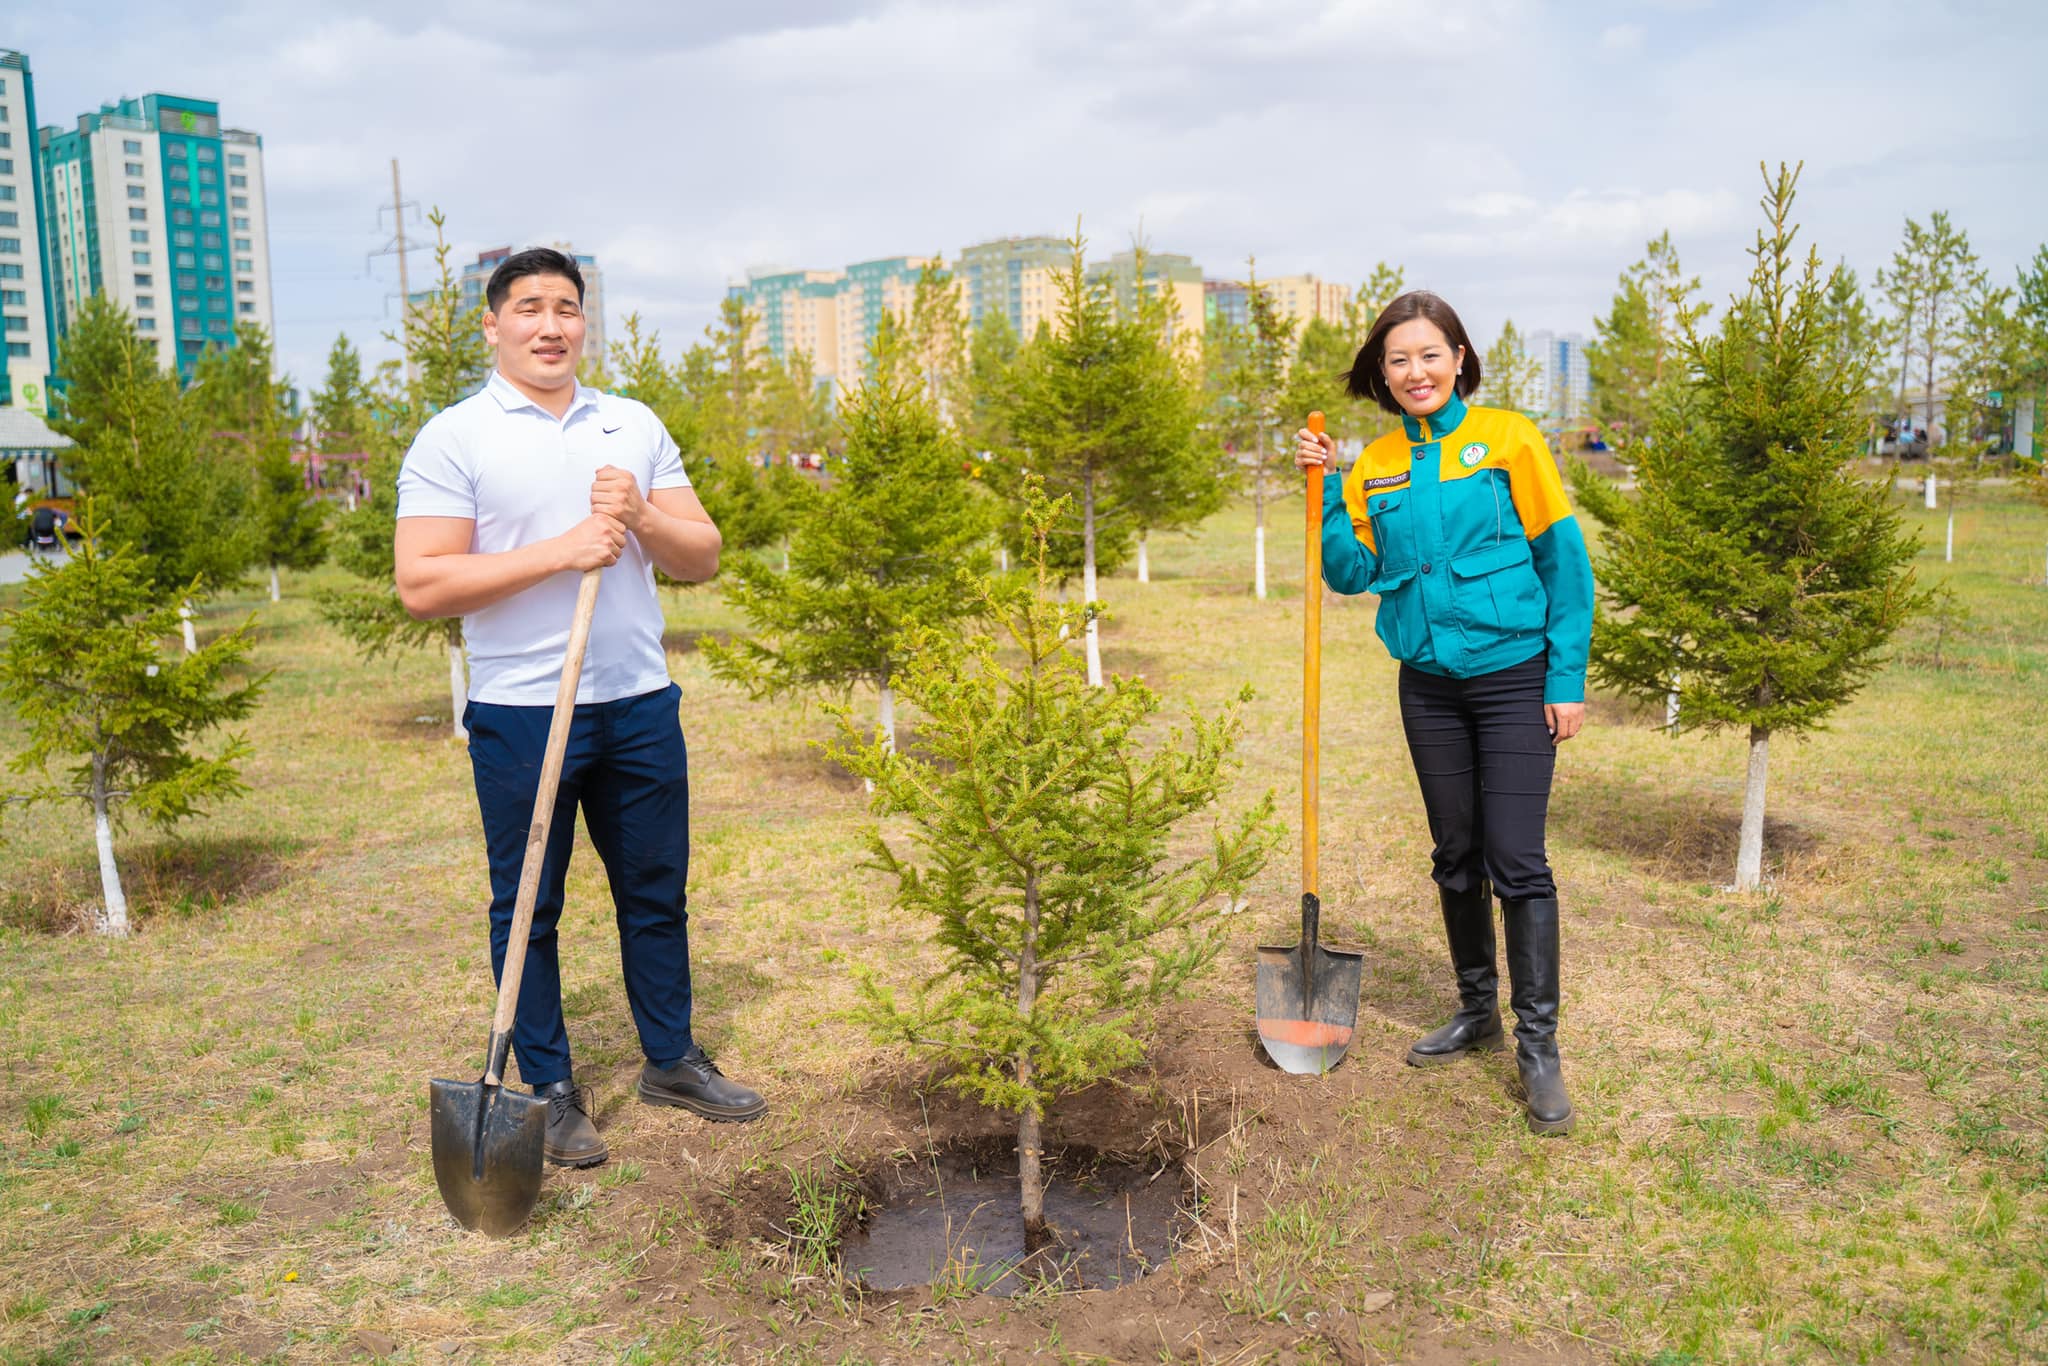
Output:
[0, 50, 58, 411]
[39, 90, 272, 380]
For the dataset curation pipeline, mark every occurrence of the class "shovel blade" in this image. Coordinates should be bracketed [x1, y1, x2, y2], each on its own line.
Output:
[429, 1076, 546, 1237]
[1256, 942, 1365, 1075]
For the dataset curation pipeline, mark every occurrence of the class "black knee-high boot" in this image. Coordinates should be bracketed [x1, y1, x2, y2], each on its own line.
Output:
[1406, 882, 1504, 1066]
[1502, 896, 1573, 1135]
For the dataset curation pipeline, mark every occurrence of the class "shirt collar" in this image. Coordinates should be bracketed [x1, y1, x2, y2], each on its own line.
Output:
[1402, 389, 1468, 444]
[486, 369, 597, 421]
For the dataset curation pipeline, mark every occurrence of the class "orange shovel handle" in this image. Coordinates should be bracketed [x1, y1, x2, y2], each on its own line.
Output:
[1304, 411, 1325, 898]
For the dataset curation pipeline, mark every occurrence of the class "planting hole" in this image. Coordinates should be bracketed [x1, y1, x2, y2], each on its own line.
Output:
[840, 1142, 1181, 1295]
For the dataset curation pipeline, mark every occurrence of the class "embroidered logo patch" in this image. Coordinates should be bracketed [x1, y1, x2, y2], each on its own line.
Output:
[1458, 442, 1489, 467]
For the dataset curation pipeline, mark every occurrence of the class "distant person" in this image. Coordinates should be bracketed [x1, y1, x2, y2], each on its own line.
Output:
[29, 505, 59, 556]
[394, 247, 765, 1170]
[1295, 291, 1595, 1137]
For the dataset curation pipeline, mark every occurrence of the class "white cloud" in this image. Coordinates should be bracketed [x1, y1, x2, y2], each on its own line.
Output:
[1599, 22, 1645, 52]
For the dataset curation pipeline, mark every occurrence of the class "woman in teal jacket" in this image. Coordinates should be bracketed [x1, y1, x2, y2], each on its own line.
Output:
[1296, 290, 1594, 1136]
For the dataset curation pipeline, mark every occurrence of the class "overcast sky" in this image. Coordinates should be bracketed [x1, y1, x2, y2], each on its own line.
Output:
[13, 0, 2047, 398]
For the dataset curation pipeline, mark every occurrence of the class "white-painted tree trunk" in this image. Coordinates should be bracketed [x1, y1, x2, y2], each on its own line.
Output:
[781, 536, 790, 574]
[1083, 469, 1103, 688]
[92, 769, 129, 937]
[1254, 525, 1267, 601]
[1665, 677, 1680, 730]
[268, 565, 281, 603]
[179, 601, 197, 655]
[1733, 726, 1771, 892]
[447, 640, 469, 742]
[1944, 510, 1954, 563]
[345, 491, 357, 513]
[1925, 472, 1938, 509]
[865, 678, 896, 794]
[1136, 532, 1149, 584]
[999, 545, 1008, 573]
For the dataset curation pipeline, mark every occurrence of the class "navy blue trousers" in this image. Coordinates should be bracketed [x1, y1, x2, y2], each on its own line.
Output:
[464, 683, 693, 1089]
[1396, 652, 1558, 903]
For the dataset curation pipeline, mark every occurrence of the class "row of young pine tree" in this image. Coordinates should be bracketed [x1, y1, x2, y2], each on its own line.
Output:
[7, 170, 2045, 939]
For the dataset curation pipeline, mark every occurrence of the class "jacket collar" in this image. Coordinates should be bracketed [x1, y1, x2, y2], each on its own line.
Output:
[1401, 390, 1468, 444]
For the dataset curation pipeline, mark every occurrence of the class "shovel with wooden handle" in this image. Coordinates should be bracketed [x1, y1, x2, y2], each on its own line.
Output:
[1256, 412, 1364, 1075]
[431, 566, 601, 1236]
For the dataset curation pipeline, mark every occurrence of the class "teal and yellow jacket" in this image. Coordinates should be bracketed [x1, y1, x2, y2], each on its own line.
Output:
[1320, 392, 1595, 704]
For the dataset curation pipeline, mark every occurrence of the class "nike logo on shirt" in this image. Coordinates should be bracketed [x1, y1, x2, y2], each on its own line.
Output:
[602, 425, 623, 434]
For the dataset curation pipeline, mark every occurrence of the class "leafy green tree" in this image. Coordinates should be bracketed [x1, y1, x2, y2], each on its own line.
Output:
[1215, 263, 1294, 601]
[606, 311, 699, 459]
[1586, 232, 1701, 451]
[704, 355, 987, 754]
[997, 231, 1205, 683]
[56, 297, 254, 652]
[1120, 272, 1229, 584]
[1480, 318, 1544, 414]
[962, 307, 1023, 457]
[190, 325, 328, 601]
[0, 513, 264, 936]
[908, 258, 970, 423]
[829, 483, 1277, 1254]
[687, 296, 797, 554]
[1878, 211, 1982, 445]
[1344, 261, 1407, 342]
[1571, 164, 1925, 891]
[310, 333, 372, 457]
[316, 210, 489, 739]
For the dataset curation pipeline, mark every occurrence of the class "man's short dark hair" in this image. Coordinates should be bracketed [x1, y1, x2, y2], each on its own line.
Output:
[486, 247, 585, 313]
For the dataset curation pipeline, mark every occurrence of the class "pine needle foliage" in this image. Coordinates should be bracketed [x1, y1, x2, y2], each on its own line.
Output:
[56, 298, 255, 600]
[703, 362, 988, 730]
[829, 482, 1278, 1243]
[316, 210, 488, 661]
[1572, 164, 1926, 887]
[0, 512, 264, 934]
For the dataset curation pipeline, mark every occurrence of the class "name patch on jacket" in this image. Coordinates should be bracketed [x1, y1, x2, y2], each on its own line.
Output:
[1361, 472, 1411, 492]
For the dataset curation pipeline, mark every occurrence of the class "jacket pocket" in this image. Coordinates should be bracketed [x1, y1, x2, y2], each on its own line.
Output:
[1450, 538, 1545, 640]
[1364, 489, 1414, 571]
[1368, 564, 1422, 660]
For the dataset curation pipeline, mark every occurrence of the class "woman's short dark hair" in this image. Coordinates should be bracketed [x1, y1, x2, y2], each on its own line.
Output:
[485, 247, 585, 313]
[1344, 290, 1482, 415]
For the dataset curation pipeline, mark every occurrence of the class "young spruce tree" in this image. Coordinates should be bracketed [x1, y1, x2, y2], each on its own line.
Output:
[830, 482, 1277, 1256]
[1, 514, 264, 936]
[316, 210, 489, 738]
[1572, 165, 1925, 890]
[704, 336, 988, 754]
[999, 229, 1204, 683]
[57, 296, 255, 653]
[189, 324, 328, 602]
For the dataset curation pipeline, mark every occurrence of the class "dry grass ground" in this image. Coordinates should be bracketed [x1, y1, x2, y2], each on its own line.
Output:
[0, 481, 2043, 1365]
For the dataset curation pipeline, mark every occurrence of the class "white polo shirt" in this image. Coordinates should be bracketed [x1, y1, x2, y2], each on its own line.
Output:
[395, 370, 691, 706]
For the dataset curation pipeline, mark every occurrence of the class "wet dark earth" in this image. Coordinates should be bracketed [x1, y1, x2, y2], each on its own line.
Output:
[839, 1146, 1184, 1295]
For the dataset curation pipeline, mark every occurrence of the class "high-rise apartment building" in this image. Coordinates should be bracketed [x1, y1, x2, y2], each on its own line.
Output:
[1087, 250, 1205, 350]
[1525, 329, 1591, 420]
[732, 267, 842, 379]
[0, 50, 56, 407]
[40, 92, 271, 378]
[1205, 273, 1351, 336]
[835, 256, 934, 386]
[956, 236, 1068, 340]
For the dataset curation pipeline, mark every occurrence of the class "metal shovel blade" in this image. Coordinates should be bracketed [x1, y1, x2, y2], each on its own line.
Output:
[1256, 894, 1364, 1075]
[429, 1076, 546, 1237]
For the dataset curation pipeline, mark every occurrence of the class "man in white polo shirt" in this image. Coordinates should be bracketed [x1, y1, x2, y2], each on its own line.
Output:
[394, 247, 765, 1169]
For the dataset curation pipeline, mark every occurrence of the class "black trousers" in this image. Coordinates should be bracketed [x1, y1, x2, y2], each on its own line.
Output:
[1397, 653, 1557, 903]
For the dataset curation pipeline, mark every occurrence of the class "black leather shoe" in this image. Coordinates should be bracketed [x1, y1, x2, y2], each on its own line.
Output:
[1407, 881, 1505, 1067]
[1503, 896, 1575, 1136]
[637, 1046, 767, 1123]
[535, 1080, 608, 1168]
